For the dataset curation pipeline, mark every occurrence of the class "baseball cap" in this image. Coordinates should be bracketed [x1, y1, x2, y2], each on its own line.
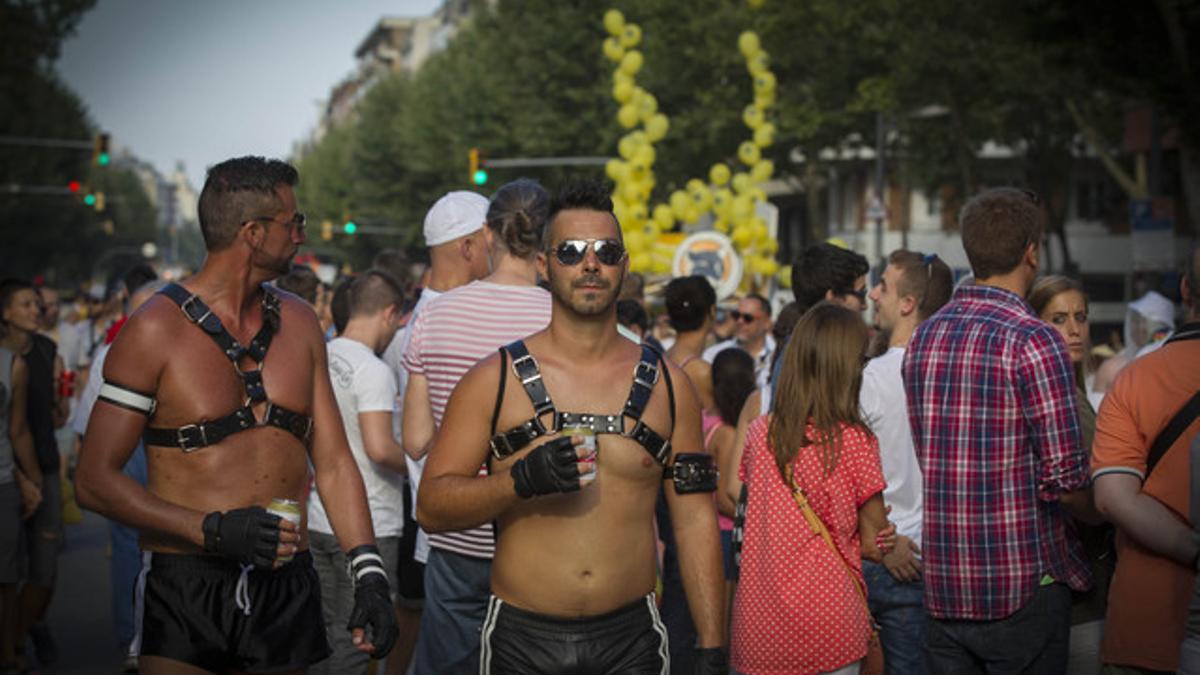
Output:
[423, 191, 488, 247]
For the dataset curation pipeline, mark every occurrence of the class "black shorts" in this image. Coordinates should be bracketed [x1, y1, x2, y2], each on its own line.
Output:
[139, 550, 330, 673]
[479, 593, 668, 674]
[397, 475, 425, 605]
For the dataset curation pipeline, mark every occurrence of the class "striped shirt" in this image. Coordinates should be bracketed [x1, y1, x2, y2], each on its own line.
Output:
[902, 284, 1091, 620]
[403, 280, 552, 558]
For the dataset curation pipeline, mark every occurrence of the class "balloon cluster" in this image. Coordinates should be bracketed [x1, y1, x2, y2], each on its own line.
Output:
[601, 9, 779, 280]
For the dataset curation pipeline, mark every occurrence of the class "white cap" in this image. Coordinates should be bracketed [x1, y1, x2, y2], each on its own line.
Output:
[423, 191, 488, 247]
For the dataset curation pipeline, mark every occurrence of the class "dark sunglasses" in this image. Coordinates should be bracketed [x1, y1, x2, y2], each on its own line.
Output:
[553, 239, 626, 266]
[730, 310, 762, 324]
[255, 212, 306, 233]
[841, 287, 867, 303]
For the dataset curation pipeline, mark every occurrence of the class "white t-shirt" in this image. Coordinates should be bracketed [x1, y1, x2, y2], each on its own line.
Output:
[859, 346, 923, 546]
[381, 288, 442, 563]
[308, 337, 405, 538]
[702, 335, 776, 391]
[72, 342, 109, 436]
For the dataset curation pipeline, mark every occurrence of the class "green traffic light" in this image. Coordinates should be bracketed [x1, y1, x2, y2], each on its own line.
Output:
[98, 153, 110, 166]
[343, 221, 357, 234]
[83, 194, 96, 206]
[472, 169, 488, 185]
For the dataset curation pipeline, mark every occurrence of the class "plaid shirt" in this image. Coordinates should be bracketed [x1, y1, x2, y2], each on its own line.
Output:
[903, 284, 1091, 620]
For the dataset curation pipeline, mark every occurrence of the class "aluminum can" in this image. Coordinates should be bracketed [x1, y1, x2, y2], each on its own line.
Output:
[267, 498, 301, 563]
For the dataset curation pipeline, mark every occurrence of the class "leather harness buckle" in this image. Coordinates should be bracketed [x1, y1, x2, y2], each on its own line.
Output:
[633, 361, 659, 390]
[179, 295, 211, 325]
[177, 424, 207, 452]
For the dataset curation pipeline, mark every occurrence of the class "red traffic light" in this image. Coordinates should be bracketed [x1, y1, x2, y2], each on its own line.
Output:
[68, 180, 81, 193]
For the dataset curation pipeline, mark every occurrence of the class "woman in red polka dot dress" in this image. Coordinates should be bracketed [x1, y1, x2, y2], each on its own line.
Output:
[728, 303, 892, 675]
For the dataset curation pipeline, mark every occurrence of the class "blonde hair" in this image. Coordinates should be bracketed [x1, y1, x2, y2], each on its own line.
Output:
[768, 302, 870, 478]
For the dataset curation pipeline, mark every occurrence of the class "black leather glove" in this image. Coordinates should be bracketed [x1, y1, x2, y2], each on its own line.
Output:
[694, 647, 728, 674]
[201, 506, 280, 570]
[345, 545, 397, 659]
[511, 435, 584, 499]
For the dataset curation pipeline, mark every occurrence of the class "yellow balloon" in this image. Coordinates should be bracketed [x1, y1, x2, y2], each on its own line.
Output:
[731, 172, 753, 194]
[651, 258, 671, 275]
[645, 113, 669, 142]
[618, 135, 638, 160]
[737, 31, 761, 59]
[605, 159, 626, 182]
[620, 24, 642, 48]
[753, 123, 775, 148]
[603, 37, 625, 63]
[621, 181, 642, 204]
[750, 187, 768, 202]
[631, 252, 652, 272]
[617, 104, 639, 129]
[669, 191, 690, 219]
[619, 50, 644, 76]
[738, 141, 761, 166]
[628, 130, 648, 147]
[637, 93, 658, 117]
[742, 104, 764, 129]
[747, 52, 770, 76]
[750, 159, 774, 183]
[732, 194, 754, 219]
[777, 265, 793, 288]
[631, 203, 648, 222]
[628, 161, 648, 182]
[762, 237, 779, 254]
[732, 226, 753, 248]
[652, 204, 674, 229]
[709, 163, 731, 186]
[747, 0, 765, 7]
[826, 236, 850, 250]
[754, 92, 776, 110]
[712, 188, 733, 216]
[761, 258, 779, 276]
[603, 9, 625, 36]
[685, 178, 705, 194]
[634, 144, 656, 168]
[613, 70, 633, 87]
[690, 187, 713, 212]
[625, 229, 645, 252]
[753, 71, 777, 93]
[713, 218, 730, 233]
[613, 80, 634, 103]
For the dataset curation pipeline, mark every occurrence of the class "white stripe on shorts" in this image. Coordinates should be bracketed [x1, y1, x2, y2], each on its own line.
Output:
[479, 594, 503, 675]
[646, 592, 669, 675]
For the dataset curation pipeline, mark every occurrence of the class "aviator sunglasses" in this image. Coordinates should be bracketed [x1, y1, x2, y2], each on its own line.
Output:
[553, 238, 627, 266]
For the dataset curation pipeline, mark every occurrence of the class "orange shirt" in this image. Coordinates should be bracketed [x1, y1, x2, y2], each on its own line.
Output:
[1092, 330, 1200, 671]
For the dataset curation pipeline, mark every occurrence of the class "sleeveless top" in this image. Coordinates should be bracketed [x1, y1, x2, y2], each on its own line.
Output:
[702, 410, 732, 530]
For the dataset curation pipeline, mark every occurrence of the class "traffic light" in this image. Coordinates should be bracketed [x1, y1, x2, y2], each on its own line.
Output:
[343, 221, 357, 235]
[93, 192, 106, 212]
[94, 133, 110, 166]
[468, 148, 487, 186]
[67, 180, 81, 194]
[321, 220, 333, 241]
[83, 193, 96, 207]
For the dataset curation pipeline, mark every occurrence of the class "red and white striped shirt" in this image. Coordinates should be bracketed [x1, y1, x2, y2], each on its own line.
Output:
[403, 280, 552, 558]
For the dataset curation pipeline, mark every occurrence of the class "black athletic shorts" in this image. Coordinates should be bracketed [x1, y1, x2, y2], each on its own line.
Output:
[479, 593, 669, 674]
[397, 474, 425, 604]
[139, 550, 330, 673]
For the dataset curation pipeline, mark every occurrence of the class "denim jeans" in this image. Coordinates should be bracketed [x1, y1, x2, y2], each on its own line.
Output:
[863, 560, 925, 675]
[923, 583, 1071, 674]
[412, 547, 492, 675]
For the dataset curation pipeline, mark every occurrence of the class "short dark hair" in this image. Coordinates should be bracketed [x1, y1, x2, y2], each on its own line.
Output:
[959, 187, 1044, 280]
[121, 263, 158, 297]
[330, 275, 354, 335]
[0, 278, 33, 327]
[372, 249, 415, 293]
[198, 156, 298, 252]
[616, 298, 649, 333]
[664, 275, 716, 332]
[743, 293, 772, 319]
[712, 348, 757, 427]
[886, 250, 953, 321]
[275, 265, 321, 304]
[545, 179, 619, 248]
[487, 179, 549, 259]
[790, 243, 869, 312]
[347, 269, 404, 319]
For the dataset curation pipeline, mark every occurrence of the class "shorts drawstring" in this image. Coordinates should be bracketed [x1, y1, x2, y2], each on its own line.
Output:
[234, 564, 254, 616]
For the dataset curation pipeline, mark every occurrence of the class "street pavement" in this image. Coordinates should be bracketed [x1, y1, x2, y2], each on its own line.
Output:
[37, 508, 124, 675]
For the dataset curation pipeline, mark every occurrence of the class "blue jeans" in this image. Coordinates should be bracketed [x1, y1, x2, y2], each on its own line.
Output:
[110, 442, 147, 650]
[923, 583, 1071, 674]
[412, 547, 491, 675]
[863, 560, 925, 675]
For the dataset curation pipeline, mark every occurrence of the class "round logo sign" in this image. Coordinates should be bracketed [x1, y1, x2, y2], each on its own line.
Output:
[671, 231, 742, 300]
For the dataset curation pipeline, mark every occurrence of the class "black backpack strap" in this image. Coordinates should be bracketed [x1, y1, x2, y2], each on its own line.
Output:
[1147, 389, 1200, 478]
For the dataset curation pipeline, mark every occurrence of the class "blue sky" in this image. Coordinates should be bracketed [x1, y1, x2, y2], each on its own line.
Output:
[58, 0, 439, 189]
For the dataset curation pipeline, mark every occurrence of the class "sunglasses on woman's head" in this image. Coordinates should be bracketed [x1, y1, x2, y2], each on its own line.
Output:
[553, 239, 626, 266]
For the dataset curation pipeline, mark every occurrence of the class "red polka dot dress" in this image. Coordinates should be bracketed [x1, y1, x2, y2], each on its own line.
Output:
[731, 416, 886, 675]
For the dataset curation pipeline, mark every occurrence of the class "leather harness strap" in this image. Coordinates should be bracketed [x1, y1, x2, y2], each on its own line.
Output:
[142, 283, 313, 452]
[487, 339, 674, 464]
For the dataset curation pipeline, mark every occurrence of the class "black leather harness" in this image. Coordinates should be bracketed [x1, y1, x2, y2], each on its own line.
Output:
[142, 283, 313, 452]
[487, 340, 675, 465]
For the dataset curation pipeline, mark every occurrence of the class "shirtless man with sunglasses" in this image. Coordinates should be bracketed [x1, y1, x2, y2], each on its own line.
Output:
[418, 180, 727, 674]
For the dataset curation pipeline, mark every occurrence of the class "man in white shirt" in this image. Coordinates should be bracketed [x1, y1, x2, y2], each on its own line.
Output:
[309, 270, 409, 675]
[702, 293, 775, 389]
[379, 190, 490, 671]
[859, 249, 953, 674]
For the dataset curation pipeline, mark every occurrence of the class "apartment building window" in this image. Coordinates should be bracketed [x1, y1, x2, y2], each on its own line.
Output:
[1074, 177, 1118, 222]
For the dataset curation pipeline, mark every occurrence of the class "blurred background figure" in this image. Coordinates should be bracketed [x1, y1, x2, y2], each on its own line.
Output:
[1092, 290, 1176, 399]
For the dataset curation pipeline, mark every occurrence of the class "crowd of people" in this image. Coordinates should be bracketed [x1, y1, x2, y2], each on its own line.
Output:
[0, 156, 1195, 675]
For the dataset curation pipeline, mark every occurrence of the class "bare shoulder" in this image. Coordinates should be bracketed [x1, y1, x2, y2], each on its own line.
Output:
[456, 349, 504, 399]
[103, 295, 178, 388]
[275, 292, 323, 344]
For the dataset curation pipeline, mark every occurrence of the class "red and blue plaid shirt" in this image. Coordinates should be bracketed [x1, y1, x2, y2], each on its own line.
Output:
[903, 284, 1091, 620]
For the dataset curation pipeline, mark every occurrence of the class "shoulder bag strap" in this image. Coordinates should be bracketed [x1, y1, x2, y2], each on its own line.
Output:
[1147, 389, 1200, 479]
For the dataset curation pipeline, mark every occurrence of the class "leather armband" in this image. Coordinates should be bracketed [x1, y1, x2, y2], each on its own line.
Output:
[663, 453, 717, 493]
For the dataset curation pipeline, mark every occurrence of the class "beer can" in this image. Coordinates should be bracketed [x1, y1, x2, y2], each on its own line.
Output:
[267, 498, 301, 563]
